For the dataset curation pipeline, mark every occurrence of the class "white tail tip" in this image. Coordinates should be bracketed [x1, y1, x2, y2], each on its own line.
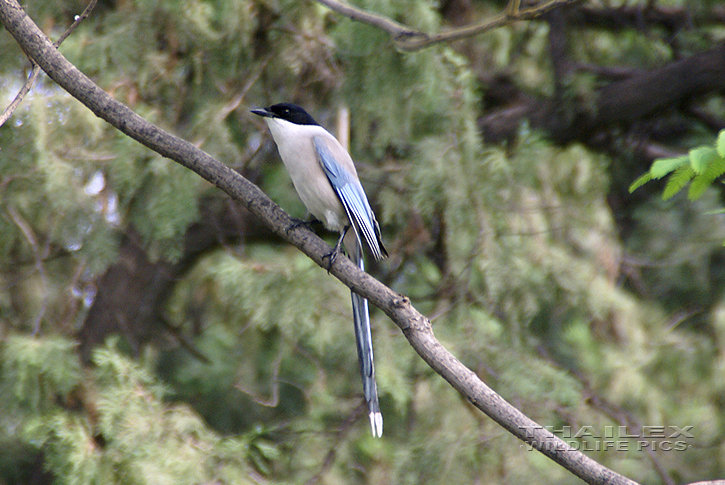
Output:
[370, 412, 383, 438]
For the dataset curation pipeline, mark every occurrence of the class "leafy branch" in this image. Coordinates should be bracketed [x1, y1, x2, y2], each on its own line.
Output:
[630, 130, 725, 201]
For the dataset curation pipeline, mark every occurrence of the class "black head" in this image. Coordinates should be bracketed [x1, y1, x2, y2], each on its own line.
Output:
[251, 103, 319, 126]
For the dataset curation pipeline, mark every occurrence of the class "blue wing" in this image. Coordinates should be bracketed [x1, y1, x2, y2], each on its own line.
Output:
[313, 136, 387, 261]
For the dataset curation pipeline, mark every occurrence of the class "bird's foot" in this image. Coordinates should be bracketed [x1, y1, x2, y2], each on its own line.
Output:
[322, 247, 340, 273]
[286, 218, 315, 235]
[322, 226, 349, 273]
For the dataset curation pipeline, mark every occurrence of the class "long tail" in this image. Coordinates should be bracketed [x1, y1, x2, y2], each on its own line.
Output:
[345, 231, 382, 437]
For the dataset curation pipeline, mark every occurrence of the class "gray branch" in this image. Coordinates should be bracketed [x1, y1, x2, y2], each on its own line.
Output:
[314, 0, 580, 51]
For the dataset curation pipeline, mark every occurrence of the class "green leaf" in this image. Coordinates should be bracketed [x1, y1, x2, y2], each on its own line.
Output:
[650, 155, 688, 178]
[688, 147, 717, 174]
[700, 154, 725, 181]
[629, 172, 653, 193]
[662, 166, 695, 200]
[717, 130, 725, 158]
[688, 153, 725, 200]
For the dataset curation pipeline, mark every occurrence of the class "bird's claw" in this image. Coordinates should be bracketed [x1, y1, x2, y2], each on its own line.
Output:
[322, 226, 348, 273]
[322, 247, 340, 273]
[287, 218, 313, 235]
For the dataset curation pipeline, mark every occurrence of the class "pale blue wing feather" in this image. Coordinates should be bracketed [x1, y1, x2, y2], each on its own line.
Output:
[313, 136, 386, 260]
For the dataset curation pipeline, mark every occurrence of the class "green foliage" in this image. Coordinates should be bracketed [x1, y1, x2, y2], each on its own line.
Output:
[662, 165, 695, 200]
[1, 336, 82, 414]
[630, 129, 725, 201]
[12, 341, 259, 485]
[3, 0, 725, 483]
[625, 190, 725, 310]
[130, 156, 201, 261]
[332, 0, 451, 155]
[160, 248, 362, 433]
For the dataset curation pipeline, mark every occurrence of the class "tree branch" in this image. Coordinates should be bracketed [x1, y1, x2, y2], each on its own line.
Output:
[0, 0, 97, 127]
[0, 1, 637, 483]
[313, 0, 581, 51]
[479, 40, 725, 145]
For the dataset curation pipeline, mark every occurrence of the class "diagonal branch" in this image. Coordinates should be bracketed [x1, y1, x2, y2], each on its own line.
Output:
[313, 0, 581, 51]
[0, 1, 636, 483]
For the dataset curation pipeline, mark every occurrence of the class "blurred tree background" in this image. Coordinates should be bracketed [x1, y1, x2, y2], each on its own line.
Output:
[1, 0, 725, 483]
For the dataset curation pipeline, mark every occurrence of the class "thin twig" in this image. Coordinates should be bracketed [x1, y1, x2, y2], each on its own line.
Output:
[235, 350, 284, 407]
[158, 316, 212, 364]
[53, 0, 98, 48]
[6, 206, 48, 335]
[303, 403, 366, 485]
[0, 64, 41, 127]
[0, 0, 97, 127]
[313, 0, 581, 51]
[314, 0, 416, 38]
[215, 55, 272, 124]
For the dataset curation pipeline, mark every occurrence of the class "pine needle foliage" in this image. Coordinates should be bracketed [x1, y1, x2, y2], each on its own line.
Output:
[2, 0, 725, 483]
[10, 339, 258, 485]
[1, 336, 82, 414]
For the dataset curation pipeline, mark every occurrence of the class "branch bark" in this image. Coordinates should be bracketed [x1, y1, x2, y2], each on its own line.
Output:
[479, 40, 725, 145]
[0, 1, 637, 483]
[314, 0, 581, 51]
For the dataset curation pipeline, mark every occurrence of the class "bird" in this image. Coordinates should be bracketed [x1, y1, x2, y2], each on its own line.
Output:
[251, 103, 387, 437]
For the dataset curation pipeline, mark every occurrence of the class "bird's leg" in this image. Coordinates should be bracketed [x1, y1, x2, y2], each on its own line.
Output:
[323, 225, 349, 272]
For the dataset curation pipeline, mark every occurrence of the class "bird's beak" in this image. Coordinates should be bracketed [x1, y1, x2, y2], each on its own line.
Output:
[251, 107, 274, 118]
